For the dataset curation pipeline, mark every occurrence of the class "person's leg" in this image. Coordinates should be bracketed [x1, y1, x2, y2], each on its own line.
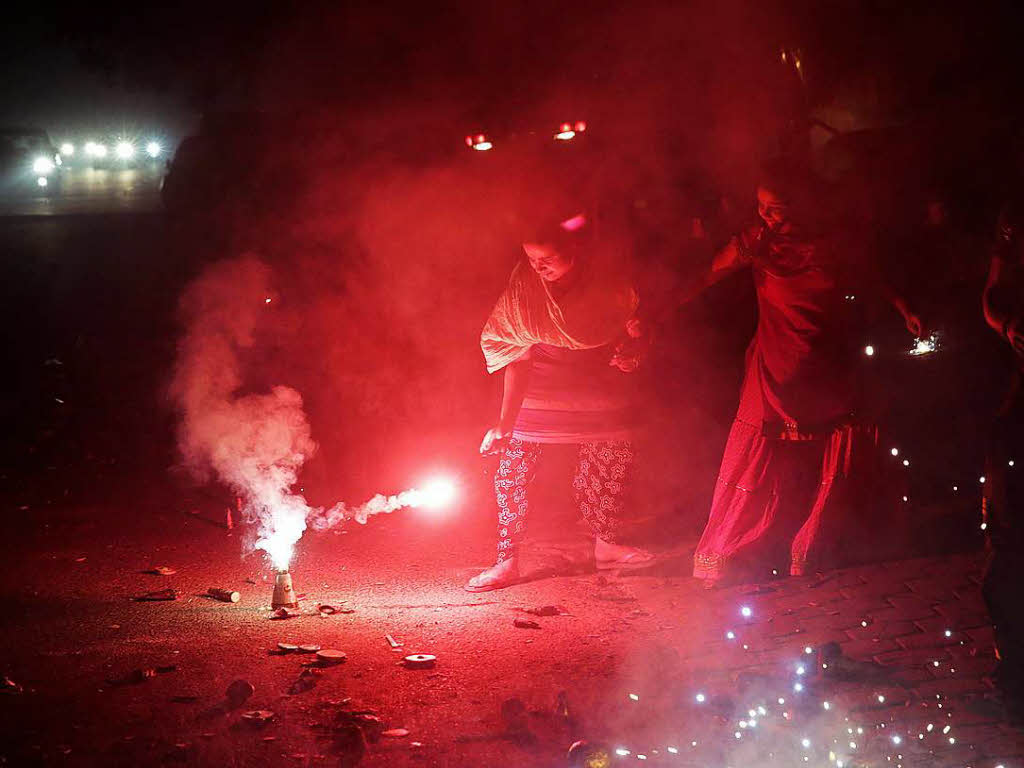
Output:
[465, 438, 542, 591]
[790, 424, 878, 576]
[575, 440, 654, 567]
[693, 419, 776, 584]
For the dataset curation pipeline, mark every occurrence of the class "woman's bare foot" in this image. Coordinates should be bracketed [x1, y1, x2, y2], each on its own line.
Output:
[594, 537, 656, 570]
[464, 557, 520, 592]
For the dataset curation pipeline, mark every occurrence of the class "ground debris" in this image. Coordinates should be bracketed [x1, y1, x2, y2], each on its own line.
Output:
[107, 666, 175, 686]
[513, 618, 541, 629]
[523, 605, 569, 616]
[240, 709, 275, 726]
[132, 588, 178, 601]
[381, 728, 409, 738]
[271, 607, 298, 620]
[402, 654, 436, 670]
[288, 668, 321, 695]
[315, 649, 348, 665]
[225, 679, 255, 708]
[145, 566, 177, 576]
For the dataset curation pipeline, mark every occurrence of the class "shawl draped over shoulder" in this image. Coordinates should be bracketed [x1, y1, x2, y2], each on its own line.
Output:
[480, 258, 638, 373]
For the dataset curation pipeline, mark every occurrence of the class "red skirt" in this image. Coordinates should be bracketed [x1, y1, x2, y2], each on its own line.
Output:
[693, 419, 880, 582]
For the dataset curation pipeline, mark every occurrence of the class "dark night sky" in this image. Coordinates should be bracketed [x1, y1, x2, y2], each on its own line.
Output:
[3, 1, 1024, 145]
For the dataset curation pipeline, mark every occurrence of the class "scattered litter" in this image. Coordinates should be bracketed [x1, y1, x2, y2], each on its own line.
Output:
[501, 697, 530, 736]
[315, 649, 348, 665]
[381, 728, 409, 738]
[385, 634, 402, 649]
[146, 566, 177, 576]
[2, 675, 24, 694]
[317, 603, 340, 615]
[271, 607, 298, 620]
[513, 618, 541, 630]
[245, 577, 258, 585]
[277, 643, 299, 652]
[225, 679, 255, 708]
[555, 690, 570, 719]
[402, 654, 436, 670]
[524, 605, 568, 616]
[288, 668, 320, 695]
[107, 666, 176, 686]
[208, 587, 240, 603]
[240, 710, 275, 726]
[132, 588, 178, 602]
[298, 644, 321, 653]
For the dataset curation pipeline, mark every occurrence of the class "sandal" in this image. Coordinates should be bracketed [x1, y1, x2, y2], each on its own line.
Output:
[595, 549, 657, 571]
[464, 563, 520, 592]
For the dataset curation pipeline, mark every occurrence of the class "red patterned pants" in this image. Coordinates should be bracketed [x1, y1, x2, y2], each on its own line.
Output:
[494, 438, 633, 562]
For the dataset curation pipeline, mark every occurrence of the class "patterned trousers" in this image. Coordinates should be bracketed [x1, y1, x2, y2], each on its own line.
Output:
[494, 437, 634, 562]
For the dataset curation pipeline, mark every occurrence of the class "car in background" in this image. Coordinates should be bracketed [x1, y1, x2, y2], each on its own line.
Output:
[0, 127, 62, 192]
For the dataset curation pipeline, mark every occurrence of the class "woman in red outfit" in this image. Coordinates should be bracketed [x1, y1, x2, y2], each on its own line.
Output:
[688, 164, 922, 585]
[466, 211, 654, 592]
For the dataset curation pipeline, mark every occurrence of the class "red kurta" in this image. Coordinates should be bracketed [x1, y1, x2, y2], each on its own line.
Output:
[694, 226, 878, 582]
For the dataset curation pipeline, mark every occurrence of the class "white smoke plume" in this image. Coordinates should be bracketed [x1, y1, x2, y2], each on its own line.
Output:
[169, 256, 317, 570]
[168, 255, 455, 569]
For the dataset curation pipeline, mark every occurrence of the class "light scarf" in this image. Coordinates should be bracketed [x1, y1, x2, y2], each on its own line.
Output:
[480, 258, 638, 373]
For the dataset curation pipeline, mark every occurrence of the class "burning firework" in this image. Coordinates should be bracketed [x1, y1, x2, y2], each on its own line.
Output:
[169, 256, 458, 582]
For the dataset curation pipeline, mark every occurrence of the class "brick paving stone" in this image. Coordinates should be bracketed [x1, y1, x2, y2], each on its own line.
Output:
[889, 666, 936, 685]
[870, 605, 942, 623]
[841, 580, 911, 599]
[786, 604, 831, 620]
[838, 595, 899, 619]
[846, 619, 919, 642]
[914, 614, 961, 633]
[811, 570, 868, 589]
[874, 647, 953, 667]
[905, 578, 961, 599]
[934, 600, 991, 626]
[896, 630, 964, 651]
[841, 637, 901, 658]
[968, 625, 997, 645]
[795, 613, 868, 635]
[886, 592, 945, 612]
[937, 657, 997, 679]
[914, 677, 994, 698]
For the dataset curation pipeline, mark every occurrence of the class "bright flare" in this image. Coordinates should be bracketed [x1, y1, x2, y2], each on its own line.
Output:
[32, 156, 54, 174]
[145, 141, 162, 157]
[60, 142, 74, 156]
[115, 140, 135, 159]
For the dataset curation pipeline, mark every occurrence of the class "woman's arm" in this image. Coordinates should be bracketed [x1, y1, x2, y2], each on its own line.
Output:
[983, 255, 1023, 350]
[678, 232, 754, 305]
[480, 355, 532, 454]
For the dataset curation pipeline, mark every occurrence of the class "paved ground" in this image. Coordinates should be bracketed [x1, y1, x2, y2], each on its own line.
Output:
[0, 164, 162, 216]
[2, 483, 1022, 767]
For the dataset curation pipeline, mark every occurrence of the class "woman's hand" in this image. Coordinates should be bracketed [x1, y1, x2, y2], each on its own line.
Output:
[610, 317, 647, 373]
[1007, 322, 1024, 355]
[609, 347, 641, 373]
[479, 426, 509, 456]
[903, 309, 926, 338]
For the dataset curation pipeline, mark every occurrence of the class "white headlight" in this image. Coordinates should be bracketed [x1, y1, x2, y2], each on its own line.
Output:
[37, 176, 48, 187]
[84, 141, 107, 158]
[145, 141, 161, 157]
[115, 141, 135, 159]
[32, 156, 55, 174]
[60, 143, 74, 156]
